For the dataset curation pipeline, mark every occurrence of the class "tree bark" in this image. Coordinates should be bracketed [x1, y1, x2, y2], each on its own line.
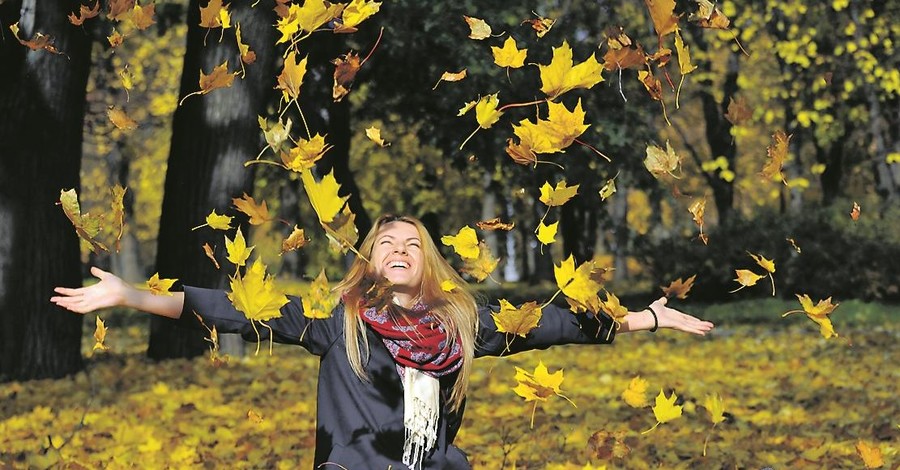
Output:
[0, 0, 92, 380]
[149, 0, 278, 360]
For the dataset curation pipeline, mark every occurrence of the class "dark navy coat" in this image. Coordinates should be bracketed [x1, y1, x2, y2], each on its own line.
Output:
[181, 286, 616, 469]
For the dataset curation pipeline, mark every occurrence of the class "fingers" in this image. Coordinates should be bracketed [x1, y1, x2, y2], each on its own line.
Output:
[53, 287, 82, 296]
[90, 266, 109, 279]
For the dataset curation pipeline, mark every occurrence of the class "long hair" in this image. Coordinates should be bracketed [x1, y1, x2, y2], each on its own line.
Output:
[334, 214, 478, 412]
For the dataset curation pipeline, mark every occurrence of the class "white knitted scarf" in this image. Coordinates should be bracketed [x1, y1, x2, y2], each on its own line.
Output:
[401, 367, 439, 469]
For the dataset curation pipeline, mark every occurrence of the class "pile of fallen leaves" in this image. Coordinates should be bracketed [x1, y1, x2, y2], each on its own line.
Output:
[1, 317, 896, 469]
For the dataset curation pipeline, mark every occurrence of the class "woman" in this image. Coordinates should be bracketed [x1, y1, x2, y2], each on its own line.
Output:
[52, 214, 713, 469]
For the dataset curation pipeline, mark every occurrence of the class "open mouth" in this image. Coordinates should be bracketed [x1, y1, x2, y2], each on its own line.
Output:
[386, 261, 410, 270]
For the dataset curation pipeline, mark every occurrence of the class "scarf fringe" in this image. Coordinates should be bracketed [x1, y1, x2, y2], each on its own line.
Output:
[402, 367, 438, 470]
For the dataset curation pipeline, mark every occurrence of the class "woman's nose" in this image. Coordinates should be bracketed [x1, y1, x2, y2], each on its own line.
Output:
[393, 245, 407, 254]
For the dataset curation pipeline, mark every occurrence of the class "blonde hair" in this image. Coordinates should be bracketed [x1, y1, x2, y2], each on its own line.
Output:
[334, 214, 478, 412]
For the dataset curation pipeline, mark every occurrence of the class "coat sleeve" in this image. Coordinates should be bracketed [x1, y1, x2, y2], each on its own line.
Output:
[179, 286, 343, 356]
[475, 303, 616, 358]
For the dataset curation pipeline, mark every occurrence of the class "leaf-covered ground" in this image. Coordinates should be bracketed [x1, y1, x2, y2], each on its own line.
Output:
[1, 302, 897, 469]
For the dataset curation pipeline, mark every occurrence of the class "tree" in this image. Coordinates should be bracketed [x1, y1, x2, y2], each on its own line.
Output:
[148, 0, 280, 360]
[0, 0, 93, 380]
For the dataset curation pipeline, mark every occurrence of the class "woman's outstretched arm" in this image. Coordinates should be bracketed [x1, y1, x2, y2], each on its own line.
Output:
[618, 296, 714, 335]
[50, 267, 184, 319]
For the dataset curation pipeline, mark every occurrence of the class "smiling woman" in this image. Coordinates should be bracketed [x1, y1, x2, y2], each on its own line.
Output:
[51, 213, 713, 469]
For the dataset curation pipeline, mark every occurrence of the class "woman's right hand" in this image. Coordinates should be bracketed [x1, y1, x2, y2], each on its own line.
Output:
[51, 267, 131, 314]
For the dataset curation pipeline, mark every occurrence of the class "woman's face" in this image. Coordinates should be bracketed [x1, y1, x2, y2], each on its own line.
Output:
[370, 221, 424, 296]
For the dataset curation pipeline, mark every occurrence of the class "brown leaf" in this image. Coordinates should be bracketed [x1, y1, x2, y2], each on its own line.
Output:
[107, 0, 135, 20]
[202, 243, 221, 269]
[725, 96, 752, 126]
[107, 106, 138, 130]
[130, 3, 156, 30]
[9, 23, 63, 54]
[761, 130, 790, 184]
[587, 430, 631, 460]
[850, 202, 861, 221]
[232, 193, 272, 225]
[68, 1, 100, 26]
[505, 138, 536, 166]
[521, 14, 555, 38]
[644, 0, 679, 38]
[332, 51, 360, 101]
[476, 217, 515, 231]
[280, 226, 309, 254]
[661, 274, 696, 299]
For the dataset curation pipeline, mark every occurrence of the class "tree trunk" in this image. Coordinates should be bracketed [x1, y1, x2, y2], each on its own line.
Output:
[0, 0, 92, 380]
[696, 52, 739, 225]
[149, 0, 278, 360]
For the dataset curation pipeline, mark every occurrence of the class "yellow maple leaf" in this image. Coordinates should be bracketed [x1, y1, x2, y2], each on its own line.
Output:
[227, 258, 288, 323]
[199, 0, 227, 28]
[110, 185, 126, 252]
[107, 29, 124, 48]
[729, 269, 763, 293]
[463, 15, 492, 40]
[512, 99, 589, 154]
[179, 61, 236, 105]
[492, 299, 542, 338]
[748, 251, 776, 295]
[704, 393, 725, 425]
[674, 29, 696, 75]
[147, 272, 177, 296]
[225, 227, 254, 268]
[280, 226, 309, 254]
[441, 226, 480, 260]
[475, 93, 503, 129]
[276, 51, 308, 103]
[106, 0, 132, 21]
[92, 316, 109, 352]
[440, 279, 457, 292]
[600, 291, 629, 325]
[300, 169, 348, 224]
[539, 180, 579, 206]
[232, 193, 271, 225]
[644, 141, 681, 178]
[783, 294, 840, 339]
[433, 69, 467, 90]
[554, 255, 602, 313]
[599, 178, 617, 201]
[642, 389, 683, 433]
[513, 361, 575, 428]
[688, 199, 708, 244]
[644, 0, 679, 37]
[856, 440, 884, 469]
[282, 133, 332, 172]
[461, 242, 499, 282]
[538, 40, 604, 100]
[130, 3, 156, 30]
[302, 269, 338, 319]
[621, 376, 648, 408]
[235, 23, 256, 65]
[203, 210, 233, 231]
[761, 130, 790, 184]
[292, 0, 344, 34]
[335, 0, 381, 33]
[365, 126, 390, 147]
[492, 36, 527, 68]
[323, 206, 359, 253]
[536, 221, 558, 245]
[59, 189, 108, 254]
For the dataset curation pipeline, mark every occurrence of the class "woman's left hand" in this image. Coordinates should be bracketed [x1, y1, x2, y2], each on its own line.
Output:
[649, 297, 715, 335]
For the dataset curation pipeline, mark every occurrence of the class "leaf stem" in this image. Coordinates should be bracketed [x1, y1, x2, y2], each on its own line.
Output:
[359, 27, 384, 67]
[459, 126, 480, 150]
[498, 98, 547, 113]
[640, 421, 661, 435]
[294, 100, 312, 140]
[574, 138, 611, 162]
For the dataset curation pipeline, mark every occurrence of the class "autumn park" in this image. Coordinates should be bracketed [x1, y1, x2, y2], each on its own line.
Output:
[1, 0, 898, 468]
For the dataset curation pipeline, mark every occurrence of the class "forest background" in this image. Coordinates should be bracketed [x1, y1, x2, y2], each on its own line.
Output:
[0, 0, 898, 468]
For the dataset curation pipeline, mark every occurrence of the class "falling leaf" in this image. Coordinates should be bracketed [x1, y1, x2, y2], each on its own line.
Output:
[511, 99, 590, 154]
[225, 227, 254, 268]
[93, 316, 109, 352]
[334, 0, 381, 33]
[228, 258, 288, 323]
[674, 29, 696, 75]
[235, 23, 257, 65]
[332, 51, 360, 100]
[280, 226, 309, 254]
[539, 40, 604, 100]
[68, 1, 100, 26]
[783, 294, 840, 338]
[474, 93, 503, 129]
[441, 226, 480, 260]
[850, 202, 861, 221]
[587, 430, 631, 460]
[690, 0, 731, 29]
[202, 243, 220, 269]
[661, 274, 696, 299]
[761, 130, 790, 184]
[505, 138, 536, 166]
[59, 189, 108, 254]
[730, 269, 764, 293]
[130, 2, 156, 30]
[110, 185, 126, 252]
[9, 23, 62, 54]
[300, 169, 348, 224]
[107, 29, 124, 48]
[457, 99, 478, 117]
[539, 180, 579, 207]
[492, 299, 542, 338]
[201, 210, 233, 231]
[365, 126, 390, 147]
[107, 0, 134, 21]
[536, 221, 558, 245]
[855, 440, 884, 469]
[282, 134, 332, 172]
[323, 205, 359, 254]
[554, 255, 602, 313]
[461, 242, 499, 282]
[621, 376, 649, 408]
[522, 13, 555, 38]
[107, 106, 138, 131]
[644, 141, 682, 178]
[119, 65, 133, 101]
[642, 389, 683, 434]
[725, 96, 752, 126]
[704, 393, 725, 425]
[602, 28, 647, 71]
[199, 0, 228, 28]
[258, 116, 293, 155]
[638, 69, 664, 102]
[463, 15, 492, 40]
[476, 218, 514, 231]
[147, 273, 177, 296]
[748, 251, 776, 296]
[688, 199, 707, 244]
[786, 237, 802, 253]
[491, 37, 527, 68]
[179, 61, 237, 105]
[433, 69, 467, 90]
[293, 0, 344, 33]
[232, 193, 271, 225]
[644, 0, 679, 37]
[440, 279, 457, 292]
[301, 269, 338, 319]
[599, 178, 617, 201]
[276, 52, 308, 103]
[513, 361, 575, 428]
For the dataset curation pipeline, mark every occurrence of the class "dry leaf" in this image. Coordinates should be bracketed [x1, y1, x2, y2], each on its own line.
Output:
[281, 226, 309, 254]
[147, 273, 177, 296]
[522, 13, 555, 38]
[463, 15, 492, 40]
[68, 1, 100, 26]
[433, 69, 467, 90]
[441, 226, 480, 260]
[365, 126, 390, 147]
[492, 37, 527, 68]
[202, 243, 220, 269]
[850, 202, 861, 221]
[92, 316, 109, 352]
[232, 193, 271, 225]
[107, 106, 138, 131]
[476, 218, 514, 231]
[661, 274, 696, 299]
[761, 130, 790, 184]
[492, 299, 542, 338]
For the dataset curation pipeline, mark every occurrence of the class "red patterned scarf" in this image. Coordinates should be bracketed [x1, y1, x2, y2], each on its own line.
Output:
[360, 304, 462, 377]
